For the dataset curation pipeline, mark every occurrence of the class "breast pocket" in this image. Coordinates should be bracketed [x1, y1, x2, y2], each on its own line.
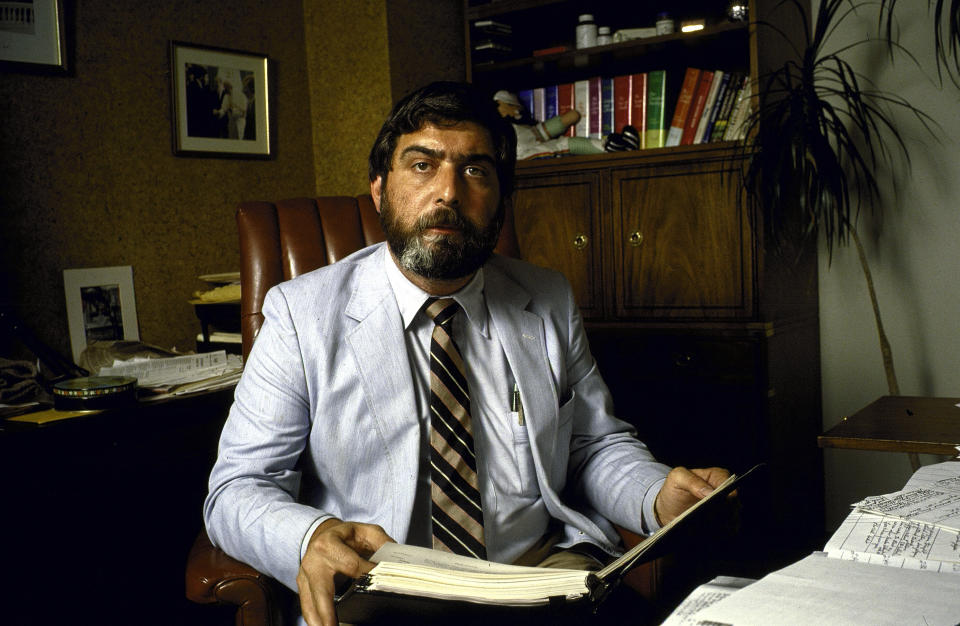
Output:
[510, 415, 539, 498]
[550, 391, 576, 485]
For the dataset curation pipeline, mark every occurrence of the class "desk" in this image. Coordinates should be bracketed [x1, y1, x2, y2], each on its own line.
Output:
[1, 387, 236, 625]
[818, 395, 960, 455]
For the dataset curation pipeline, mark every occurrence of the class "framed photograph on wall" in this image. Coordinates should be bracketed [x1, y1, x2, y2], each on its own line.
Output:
[0, 0, 68, 72]
[64, 266, 140, 364]
[169, 41, 272, 158]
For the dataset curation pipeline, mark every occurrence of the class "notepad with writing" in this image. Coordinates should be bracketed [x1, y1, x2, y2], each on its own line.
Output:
[335, 464, 761, 623]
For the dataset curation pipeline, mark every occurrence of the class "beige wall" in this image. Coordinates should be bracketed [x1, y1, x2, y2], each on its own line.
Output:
[0, 1, 315, 359]
[815, 2, 960, 529]
[0, 0, 464, 363]
[303, 0, 465, 197]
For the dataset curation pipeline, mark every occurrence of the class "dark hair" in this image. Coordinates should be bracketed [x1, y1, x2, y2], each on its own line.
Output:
[368, 81, 517, 197]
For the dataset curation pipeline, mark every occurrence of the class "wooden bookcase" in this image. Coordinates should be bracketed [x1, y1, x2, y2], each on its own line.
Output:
[464, 0, 822, 581]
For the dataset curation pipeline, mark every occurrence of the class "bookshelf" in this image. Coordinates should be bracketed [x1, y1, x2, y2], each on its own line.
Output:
[463, 0, 823, 583]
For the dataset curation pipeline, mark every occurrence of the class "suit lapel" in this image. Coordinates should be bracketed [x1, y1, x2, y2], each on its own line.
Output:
[484, 264, 559, 475]
[485, 261, 611, 544]
[343, 246, 419, 539]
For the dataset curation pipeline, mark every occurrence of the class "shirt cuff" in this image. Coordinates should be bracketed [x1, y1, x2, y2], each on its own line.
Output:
[300, 515, 335, 561]
[641, 477, 667, 535]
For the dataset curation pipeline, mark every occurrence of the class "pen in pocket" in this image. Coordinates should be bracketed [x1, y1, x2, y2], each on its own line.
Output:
[512, 383, 524, 425]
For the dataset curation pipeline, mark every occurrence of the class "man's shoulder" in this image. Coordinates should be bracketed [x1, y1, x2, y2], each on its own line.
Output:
[278, 243, 383, 294]
[486, 254, 571, 295]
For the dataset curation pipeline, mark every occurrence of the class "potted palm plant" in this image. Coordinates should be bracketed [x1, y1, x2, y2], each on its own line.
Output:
[734, 0, 956, 448]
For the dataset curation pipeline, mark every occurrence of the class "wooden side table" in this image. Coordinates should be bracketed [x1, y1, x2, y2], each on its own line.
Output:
[818, 395, 960, 455]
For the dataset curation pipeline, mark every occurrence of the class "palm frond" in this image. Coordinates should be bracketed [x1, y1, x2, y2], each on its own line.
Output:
[737, 0, 939, 259]
[879, 0, 960, 85]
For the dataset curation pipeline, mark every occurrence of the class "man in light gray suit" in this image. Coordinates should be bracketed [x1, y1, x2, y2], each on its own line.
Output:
[204, 81, 730, 626]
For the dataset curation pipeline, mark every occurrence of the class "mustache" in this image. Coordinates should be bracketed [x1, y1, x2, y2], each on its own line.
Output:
[416, 207, 469, 232]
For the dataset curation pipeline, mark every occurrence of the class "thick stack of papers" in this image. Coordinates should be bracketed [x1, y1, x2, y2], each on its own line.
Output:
[362, 544, 591, 605]
[97, 350, 242, 396]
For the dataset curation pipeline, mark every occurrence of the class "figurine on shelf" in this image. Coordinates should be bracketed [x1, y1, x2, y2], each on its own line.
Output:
[493, 90, 639, 160]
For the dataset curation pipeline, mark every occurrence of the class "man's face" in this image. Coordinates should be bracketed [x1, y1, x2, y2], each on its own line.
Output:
[372, 122, 503, 281]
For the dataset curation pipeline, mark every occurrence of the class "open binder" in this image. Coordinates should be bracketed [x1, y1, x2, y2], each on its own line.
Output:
[336, 464, 761, 623]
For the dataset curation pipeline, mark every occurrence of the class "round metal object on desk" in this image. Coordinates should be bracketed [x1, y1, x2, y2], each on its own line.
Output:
[52, 376, 138, 411]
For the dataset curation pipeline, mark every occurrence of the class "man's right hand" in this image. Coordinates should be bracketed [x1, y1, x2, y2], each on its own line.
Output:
[297, 518, 394, 626]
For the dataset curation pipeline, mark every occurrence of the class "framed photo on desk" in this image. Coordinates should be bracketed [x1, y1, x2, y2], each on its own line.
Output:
[63, 266, 140, 364]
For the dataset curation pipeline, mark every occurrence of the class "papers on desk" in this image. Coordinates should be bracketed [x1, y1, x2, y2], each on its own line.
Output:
[823, 510, 960, 573]
[669, 461, 960, 625]
[853, 461, 960, 532]
[97, 350, 242, 396]
[660, 576, 754, 625]
[691, 553, 960, 626]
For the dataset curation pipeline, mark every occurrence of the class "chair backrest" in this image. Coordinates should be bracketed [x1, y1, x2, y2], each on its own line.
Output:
[236, 195, 520, 360]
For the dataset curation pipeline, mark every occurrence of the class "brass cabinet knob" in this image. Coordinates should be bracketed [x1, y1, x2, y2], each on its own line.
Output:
[628, 231, 643, 247]
[573, 233, 589, 250]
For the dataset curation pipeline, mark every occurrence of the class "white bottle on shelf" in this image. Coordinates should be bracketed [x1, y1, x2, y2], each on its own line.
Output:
[597, 26, 612, 45]
[576, 14, 597, 49]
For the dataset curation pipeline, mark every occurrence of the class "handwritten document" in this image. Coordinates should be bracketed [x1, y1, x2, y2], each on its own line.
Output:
[857, 488, 960, 531]
[854, 462, 960, 532]
[824, 510, 960, 574]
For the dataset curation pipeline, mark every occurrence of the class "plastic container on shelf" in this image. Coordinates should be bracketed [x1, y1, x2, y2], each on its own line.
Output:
[576, 14, 598, 49]
[655, 12, 675, 35]
[596, 26, 612, 45]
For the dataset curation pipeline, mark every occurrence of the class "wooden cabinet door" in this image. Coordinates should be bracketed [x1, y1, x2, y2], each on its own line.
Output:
[612, 160, 755, 319]
[512, 172, 604, 319]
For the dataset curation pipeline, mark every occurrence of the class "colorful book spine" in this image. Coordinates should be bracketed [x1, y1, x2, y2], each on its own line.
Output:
[588, 76, 602, 139]
[573, 80, 590, 137]
[516, 89, 534, 119]
[544, 84, 559, 120]
[665, 67, 700, 147]
[702, 71, 732, 143]
[645, 70, 667, 148]
[532, 87, 545, 122]
[613, 74, 631, 134]
[724, 77, 753, 141]
[557, 82, 575, 137]
[711, 73, 744, 142]
[694, 70, 724, 144]
[631, 73, 647, 148]
[601, 77, 615, 137]
[681, 70, 712, 145]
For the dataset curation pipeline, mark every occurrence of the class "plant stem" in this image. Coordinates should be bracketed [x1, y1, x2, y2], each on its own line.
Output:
[851, 228, 918, 470]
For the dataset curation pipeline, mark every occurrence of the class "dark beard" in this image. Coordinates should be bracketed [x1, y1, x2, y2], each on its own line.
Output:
[379, 189, 504, 280]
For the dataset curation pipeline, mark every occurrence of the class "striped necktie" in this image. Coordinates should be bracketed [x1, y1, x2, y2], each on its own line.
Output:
[424, 297, 486, 559]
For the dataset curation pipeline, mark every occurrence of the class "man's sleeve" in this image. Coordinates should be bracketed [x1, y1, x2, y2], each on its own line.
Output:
[558, 280, 671, 536]
[203, 286, 327, 591]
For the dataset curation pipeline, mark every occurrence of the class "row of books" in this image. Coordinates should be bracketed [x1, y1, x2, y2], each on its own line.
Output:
[665, 68, 752, 147]
[514, 68, 752, 151]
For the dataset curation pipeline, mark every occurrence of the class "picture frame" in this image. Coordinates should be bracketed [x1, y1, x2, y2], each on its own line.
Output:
[0, 0, 68, 72]
[169, 41, 272, 158]
[63, 266, 140, 364]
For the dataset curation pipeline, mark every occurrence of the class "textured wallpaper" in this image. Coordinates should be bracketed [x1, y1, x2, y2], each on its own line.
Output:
[0, 0, 464, 363]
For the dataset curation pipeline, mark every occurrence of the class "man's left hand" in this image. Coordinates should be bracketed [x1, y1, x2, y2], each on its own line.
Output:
[653, 466, 731, 526]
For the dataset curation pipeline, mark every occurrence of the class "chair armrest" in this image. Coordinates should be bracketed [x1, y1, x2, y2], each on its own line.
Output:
[614, 525, 667, 602]
[186, 530, 282, 626]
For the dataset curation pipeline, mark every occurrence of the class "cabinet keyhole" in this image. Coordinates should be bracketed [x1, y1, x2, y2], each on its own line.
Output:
[628, 231, 644, 247]
[573, 233, 589, 250]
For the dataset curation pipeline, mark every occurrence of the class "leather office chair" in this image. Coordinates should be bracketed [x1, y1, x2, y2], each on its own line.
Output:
[185, 195, 664, 625]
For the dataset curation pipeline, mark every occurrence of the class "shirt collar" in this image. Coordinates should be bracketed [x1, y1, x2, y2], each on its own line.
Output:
[382, 247, 490, 338]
